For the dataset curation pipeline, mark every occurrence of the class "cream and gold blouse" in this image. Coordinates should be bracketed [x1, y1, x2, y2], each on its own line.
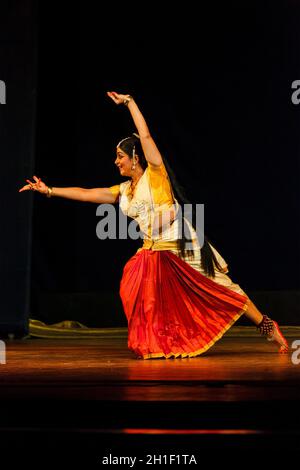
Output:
[109, 161, 228, 272]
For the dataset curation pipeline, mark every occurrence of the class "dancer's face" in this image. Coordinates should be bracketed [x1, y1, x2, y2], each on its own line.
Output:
[115, 147, 134, 177]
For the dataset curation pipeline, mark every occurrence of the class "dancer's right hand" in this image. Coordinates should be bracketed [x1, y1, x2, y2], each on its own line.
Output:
[18, 175, 48, 195]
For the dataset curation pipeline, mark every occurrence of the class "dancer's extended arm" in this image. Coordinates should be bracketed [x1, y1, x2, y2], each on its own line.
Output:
[107, 91, 163, 167]
[18, 176, 118, 203]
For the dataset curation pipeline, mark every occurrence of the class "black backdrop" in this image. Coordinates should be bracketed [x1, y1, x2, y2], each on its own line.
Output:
[29, 2, 300, 327]
[0, 0, 37, 337]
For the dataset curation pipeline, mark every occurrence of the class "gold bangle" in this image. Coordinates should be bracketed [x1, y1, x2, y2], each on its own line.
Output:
[123, 95, 132, 106]
[46, 186, 53, 198]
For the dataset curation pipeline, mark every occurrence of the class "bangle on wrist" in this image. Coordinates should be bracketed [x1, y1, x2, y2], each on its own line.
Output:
[123, 95, 133, 106]
[46, 186, 53, 198]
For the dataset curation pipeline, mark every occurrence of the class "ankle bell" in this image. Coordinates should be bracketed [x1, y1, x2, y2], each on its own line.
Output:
[257, 314, 274, 336]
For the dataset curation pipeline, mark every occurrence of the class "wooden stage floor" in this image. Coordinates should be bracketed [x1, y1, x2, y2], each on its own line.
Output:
[1, 326, 300, 464]
[1, 326, 300, 401]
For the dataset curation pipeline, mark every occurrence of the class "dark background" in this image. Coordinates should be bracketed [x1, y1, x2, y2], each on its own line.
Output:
[1, 1, 299, 332]
[0, 0, 37, 335]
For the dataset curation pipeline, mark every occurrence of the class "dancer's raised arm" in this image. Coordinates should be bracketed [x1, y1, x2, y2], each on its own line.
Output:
[18, 176, 118, 203]
[107, 91, 163, 167]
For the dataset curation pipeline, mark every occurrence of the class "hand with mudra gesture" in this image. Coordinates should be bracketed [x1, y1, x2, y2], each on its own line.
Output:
[18, 175, 52, 196]
[107, 91, 132, 106]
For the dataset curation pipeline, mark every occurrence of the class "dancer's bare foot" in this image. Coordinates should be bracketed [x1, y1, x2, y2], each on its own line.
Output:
[257, 315, 289, 354]
[267, 320, 289, 354]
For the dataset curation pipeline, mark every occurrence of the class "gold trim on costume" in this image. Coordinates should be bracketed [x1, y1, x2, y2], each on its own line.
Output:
[140, 298, 250, 359]
[142, 239, 180, 251]
[108, 185, 120, 201]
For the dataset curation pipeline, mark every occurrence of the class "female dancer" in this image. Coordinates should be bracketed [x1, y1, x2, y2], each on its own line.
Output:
[19, 92, 289, 358]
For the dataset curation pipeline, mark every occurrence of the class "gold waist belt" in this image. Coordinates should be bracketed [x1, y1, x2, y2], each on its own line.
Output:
[142, 239, 179, 251]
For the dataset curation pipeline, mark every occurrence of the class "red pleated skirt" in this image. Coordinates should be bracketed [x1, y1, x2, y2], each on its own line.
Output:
[120, 249, 249, 359]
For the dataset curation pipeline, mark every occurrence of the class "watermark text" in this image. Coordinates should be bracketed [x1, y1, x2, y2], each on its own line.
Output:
[96, 203, 205, 249]
[0, 340, 6, 364]
[291, 80, 300, 105]
[291, 340, 300, 365]
[0, 80, 6, 104]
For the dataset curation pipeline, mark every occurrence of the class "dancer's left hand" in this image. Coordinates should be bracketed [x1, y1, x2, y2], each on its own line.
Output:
[107, 91, 130, 105]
